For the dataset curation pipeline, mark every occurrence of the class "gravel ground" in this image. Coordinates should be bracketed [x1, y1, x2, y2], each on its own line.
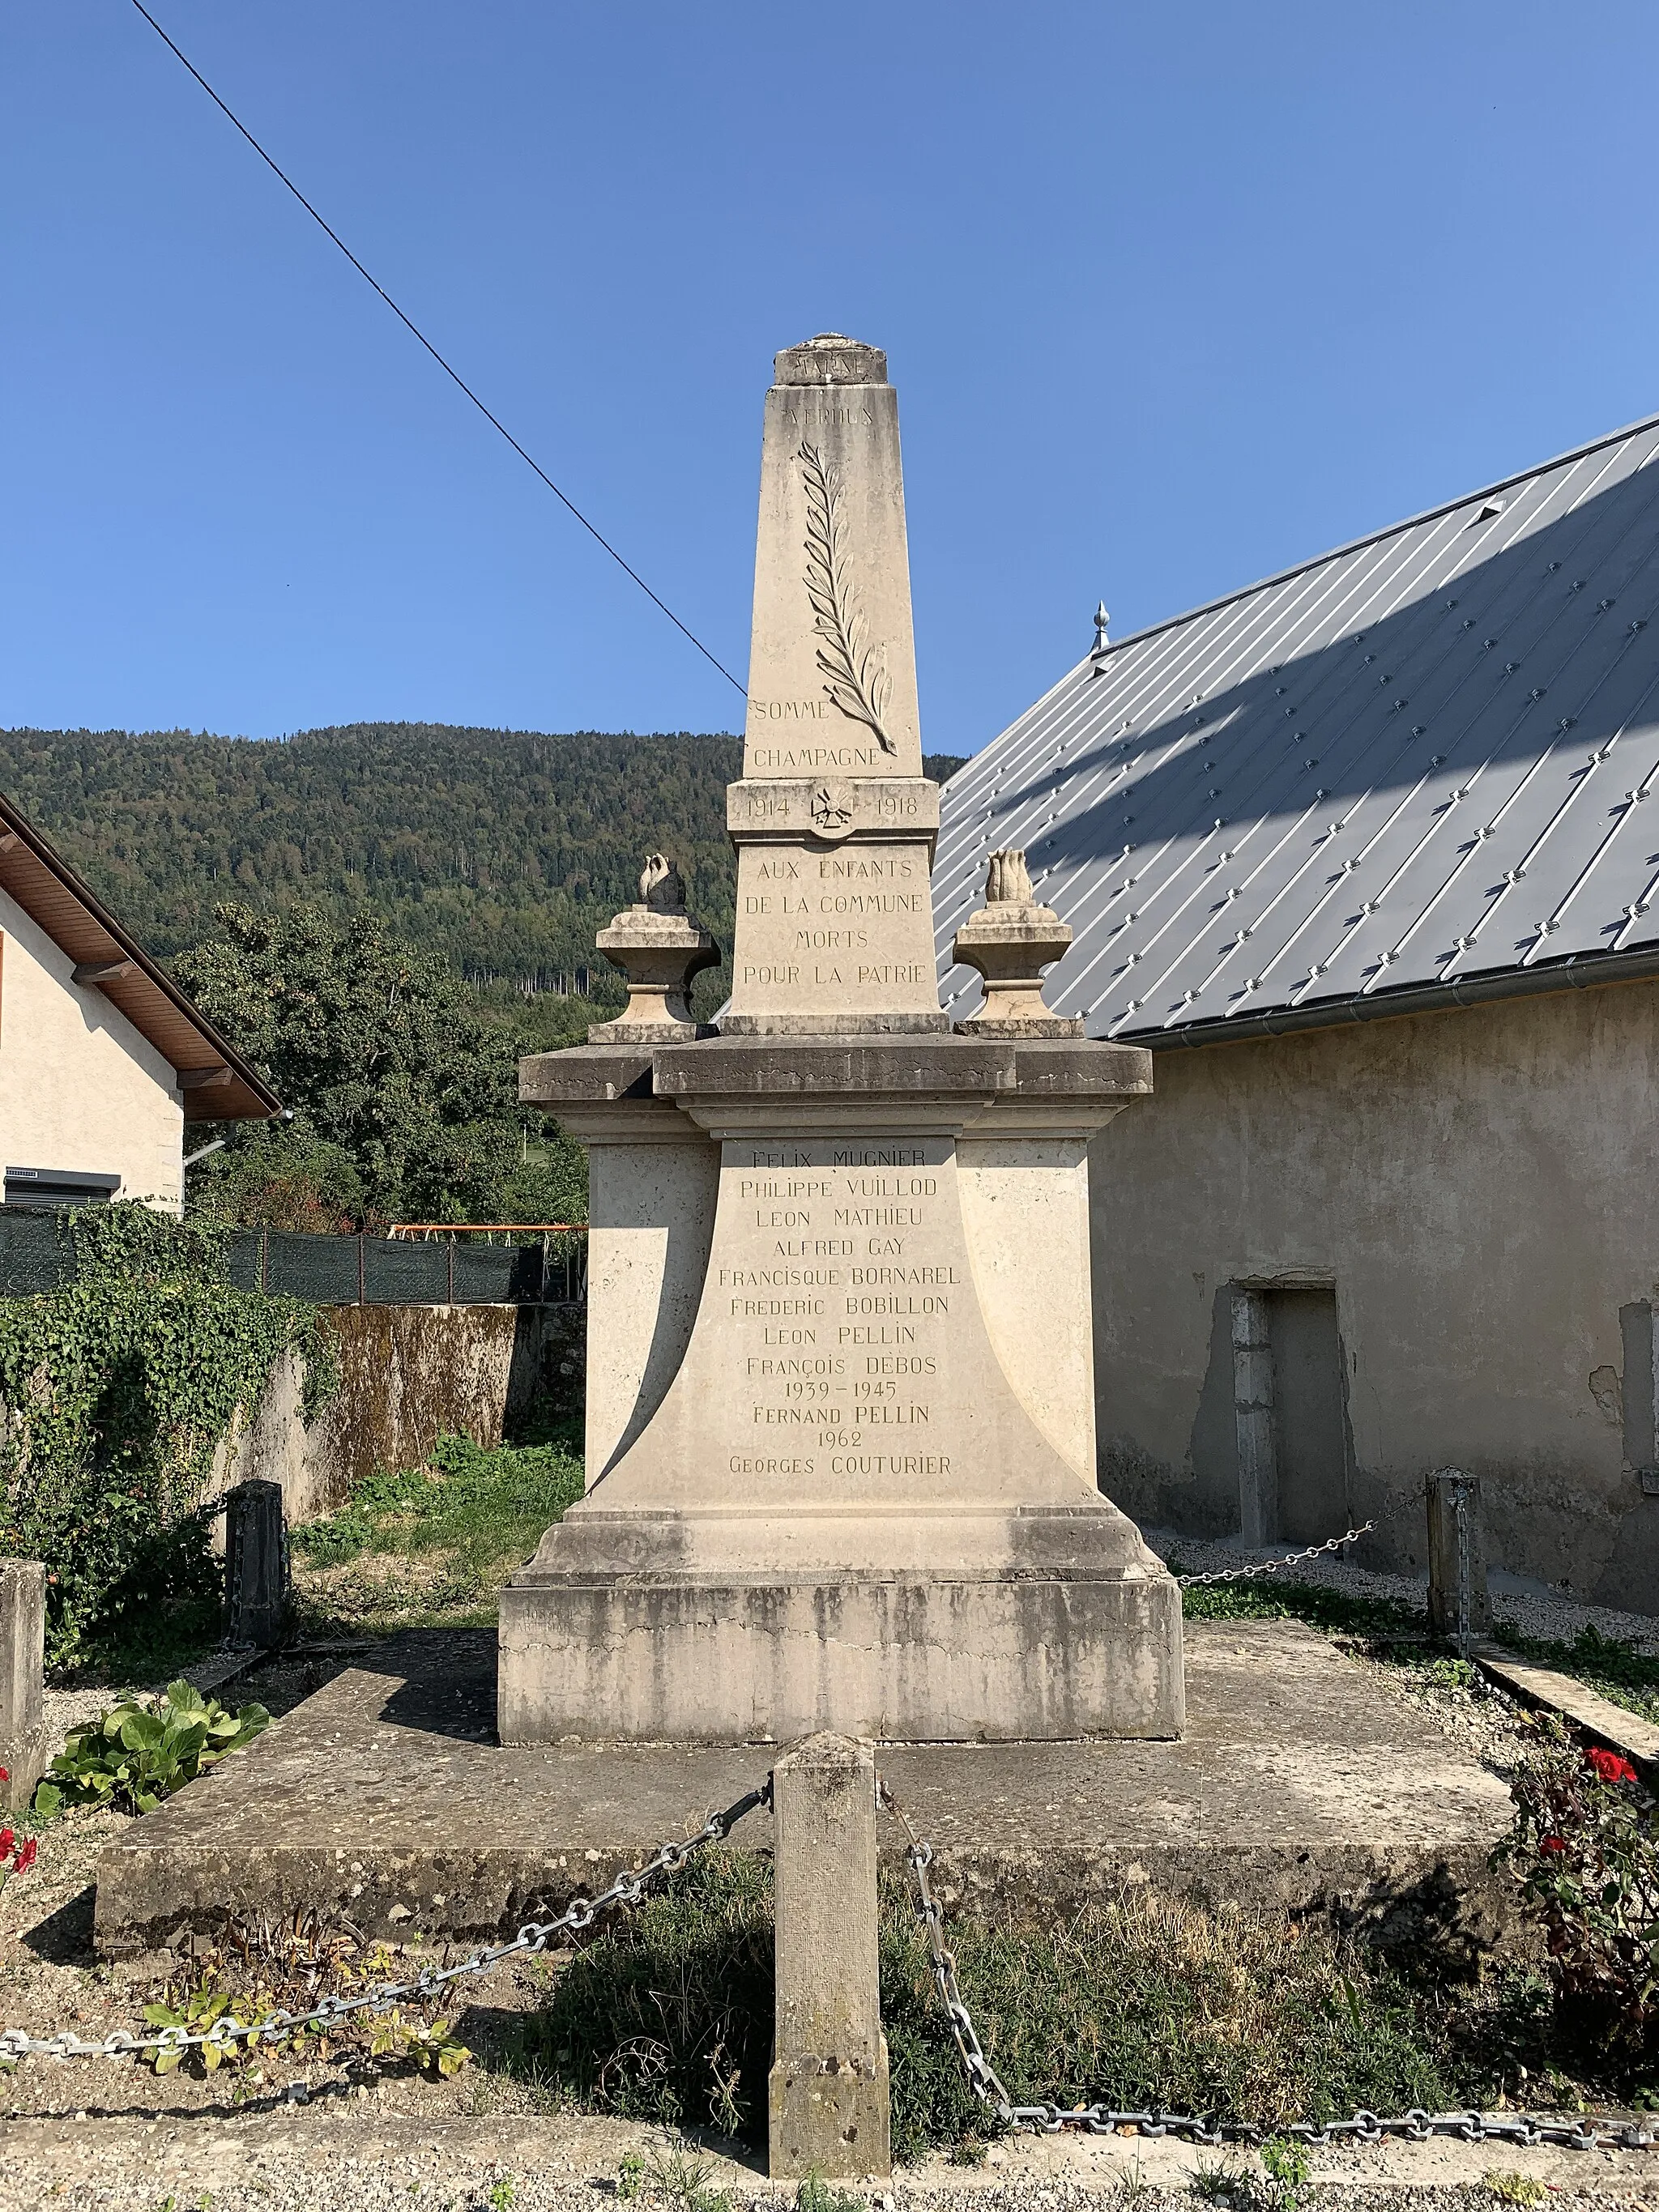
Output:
[1139, 1528, 1659, 1654]
[2, 2110, 1658, 2212]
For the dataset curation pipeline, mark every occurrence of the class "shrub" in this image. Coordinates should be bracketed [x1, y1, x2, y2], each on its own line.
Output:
[1497, 1730, 1659, 2047]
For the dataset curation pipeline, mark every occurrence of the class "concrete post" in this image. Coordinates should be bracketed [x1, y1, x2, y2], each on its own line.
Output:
[768, 1733, 891, 2180]
[1232, 1288, 1277, 1545]
[225, 1480, 288, 1651]
[0, 1562, 53, 1812]
[1427, 1469, 1491, 1649]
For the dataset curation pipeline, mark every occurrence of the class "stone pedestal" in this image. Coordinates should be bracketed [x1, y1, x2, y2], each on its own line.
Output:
[501, 331, 1182, 1745]
[502, 1038, 1180, 1743]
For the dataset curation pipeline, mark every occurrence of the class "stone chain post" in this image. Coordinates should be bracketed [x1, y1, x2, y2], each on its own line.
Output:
[769, 1733, 891, 2180]
[224, 1480, 289, 1651]
[0, 1562, 52, 1812]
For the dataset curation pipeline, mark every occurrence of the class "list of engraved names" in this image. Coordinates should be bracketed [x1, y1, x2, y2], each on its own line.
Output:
[719, 1139, 955, 1485]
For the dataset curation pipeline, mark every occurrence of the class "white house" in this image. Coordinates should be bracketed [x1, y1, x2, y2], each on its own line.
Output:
[933, 410, 1659, 1612]
[0, 793, 278, 1213]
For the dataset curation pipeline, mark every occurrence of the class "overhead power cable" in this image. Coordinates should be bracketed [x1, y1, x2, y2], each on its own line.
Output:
[128, 0, 747, 697]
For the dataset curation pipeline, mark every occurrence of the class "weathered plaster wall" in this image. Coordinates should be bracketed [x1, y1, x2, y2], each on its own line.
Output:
[0, 891, 183, 1212]
[211, 1302, 579, 1524]
[1090, 977, 1659, 1610]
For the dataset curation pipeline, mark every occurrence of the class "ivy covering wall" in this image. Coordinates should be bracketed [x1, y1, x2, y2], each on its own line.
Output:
[0, 1204, 335, 1664]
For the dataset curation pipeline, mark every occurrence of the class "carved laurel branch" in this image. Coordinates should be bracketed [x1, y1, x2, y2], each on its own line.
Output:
[798, 441, 895, 754]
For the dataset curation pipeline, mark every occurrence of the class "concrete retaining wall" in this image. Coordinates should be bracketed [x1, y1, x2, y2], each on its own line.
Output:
[210, 1302, 584, 1524]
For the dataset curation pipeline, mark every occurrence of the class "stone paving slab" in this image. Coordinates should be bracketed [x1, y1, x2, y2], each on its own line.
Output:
[1473, 1639, 1659, 1780]
[93, 1620, 1516, 1958]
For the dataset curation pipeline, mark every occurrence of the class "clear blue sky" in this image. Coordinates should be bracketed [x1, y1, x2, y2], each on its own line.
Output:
[6, 2, 1658, 753]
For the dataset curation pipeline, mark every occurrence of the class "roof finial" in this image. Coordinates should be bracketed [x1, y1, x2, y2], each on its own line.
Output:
[1091, 601, 1111, 670]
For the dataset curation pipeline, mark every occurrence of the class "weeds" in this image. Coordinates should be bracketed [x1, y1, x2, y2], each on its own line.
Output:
[130, 1917, 471, 2082]
[516, 1853, 1474, 2160]
[646, 2142, 731, 2212]
[795, 2175, 865, 2212]
[1182, 1575, 1659, 1735]
[1484, 2176, 1546, 2206]
[290, 1430, 583, 1630]
[1192, 2156, 1250, 2201]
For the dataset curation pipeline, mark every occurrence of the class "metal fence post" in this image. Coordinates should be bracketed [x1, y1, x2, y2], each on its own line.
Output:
[1427, 1468, 1491, 1652]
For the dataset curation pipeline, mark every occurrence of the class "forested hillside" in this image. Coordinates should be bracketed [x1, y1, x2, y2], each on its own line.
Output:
[0, 724, 966, 993]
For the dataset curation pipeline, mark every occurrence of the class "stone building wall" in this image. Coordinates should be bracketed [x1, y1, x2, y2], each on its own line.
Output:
[1089, 974, 1659, 1611]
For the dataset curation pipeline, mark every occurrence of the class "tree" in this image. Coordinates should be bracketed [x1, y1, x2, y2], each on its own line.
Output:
[175, 902, 586, 1228]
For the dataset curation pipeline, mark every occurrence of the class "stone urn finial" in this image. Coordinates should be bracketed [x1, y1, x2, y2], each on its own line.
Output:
[951, 847, 1083, 1038]
[639, 854, 686, 913]
[586, 855, 719, 1044]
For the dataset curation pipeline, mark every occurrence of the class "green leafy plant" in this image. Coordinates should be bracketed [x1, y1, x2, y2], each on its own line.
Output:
[1497, 1730, 1659, 2047]
[143, 1985, 237, 2076]
[34, 1679, 271, 1818]
[367, 2008, 471, 2078]
[616, 2151, 647, 2201]
[1260, 2137, 1311, 2212]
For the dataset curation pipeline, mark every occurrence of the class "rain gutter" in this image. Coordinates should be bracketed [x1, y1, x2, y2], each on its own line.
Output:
[1119, 944, 1659, 1051]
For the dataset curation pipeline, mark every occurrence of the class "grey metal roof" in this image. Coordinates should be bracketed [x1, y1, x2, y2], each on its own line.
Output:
[932, 411, 1659, 1044]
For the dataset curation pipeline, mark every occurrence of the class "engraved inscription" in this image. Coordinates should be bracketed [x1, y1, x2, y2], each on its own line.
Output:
[713, 1138, 970, 1473]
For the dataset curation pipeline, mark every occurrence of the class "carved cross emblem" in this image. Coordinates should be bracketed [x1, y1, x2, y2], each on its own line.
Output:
[812, 782, 853, 834]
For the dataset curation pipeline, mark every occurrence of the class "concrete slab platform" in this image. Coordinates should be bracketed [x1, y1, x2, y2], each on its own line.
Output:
[93, 1620, 1517, 1960]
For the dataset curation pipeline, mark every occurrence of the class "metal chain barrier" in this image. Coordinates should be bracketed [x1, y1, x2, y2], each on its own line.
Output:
[1452, 1477, 1474, 1661]
[877, 1778, 1658, 2154]
[0, 1781, 769, 2067]
[1175, 1522, 1375, 1587]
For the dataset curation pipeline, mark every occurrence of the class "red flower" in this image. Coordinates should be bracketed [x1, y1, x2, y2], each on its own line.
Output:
[0, 1768, 10, 1784]
[14, 1838, 36, 1874]
[0, 1830, 15, 1860]
[1541, 1834, 1567, 1853]
[1585, 1747, 1640, 1785]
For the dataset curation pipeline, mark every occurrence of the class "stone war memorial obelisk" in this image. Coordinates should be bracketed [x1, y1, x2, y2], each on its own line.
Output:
[501, 333, 1183, 1745]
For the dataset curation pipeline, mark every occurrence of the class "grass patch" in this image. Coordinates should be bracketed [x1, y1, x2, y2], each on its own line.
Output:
[1178, 1575, 1427, 1640]
[501, 1854, 1584, 2162]
[291, 1428, 583, 1632]
[1488, 1621, 1659, 1730]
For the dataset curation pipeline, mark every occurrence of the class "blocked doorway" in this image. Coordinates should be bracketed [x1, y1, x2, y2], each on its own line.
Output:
[1232, 1285, 1351, 1545]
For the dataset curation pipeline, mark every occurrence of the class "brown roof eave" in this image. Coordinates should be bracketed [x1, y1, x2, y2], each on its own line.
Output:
[0, 796, 281, 1121]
